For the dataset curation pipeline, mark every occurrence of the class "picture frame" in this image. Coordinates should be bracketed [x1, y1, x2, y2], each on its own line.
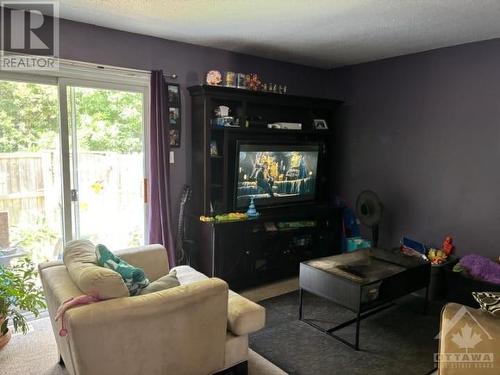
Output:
[169, 107, 180, 126]
[169, 129, 180, 147]
[167, 84, 180, 104]
[313, 119, 328, 130]
[166, 83, 181, 148]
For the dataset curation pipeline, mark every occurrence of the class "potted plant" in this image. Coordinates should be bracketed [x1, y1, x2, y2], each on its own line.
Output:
[0, 257, 46, 349]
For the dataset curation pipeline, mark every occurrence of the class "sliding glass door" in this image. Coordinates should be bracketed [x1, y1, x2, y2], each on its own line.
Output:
[0, 78, 64, 264]
[0, 74, 148, 264]
[66, 84, 145, 249]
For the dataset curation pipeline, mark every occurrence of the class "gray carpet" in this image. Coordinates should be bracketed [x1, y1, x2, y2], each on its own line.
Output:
[249, 291, 442, 375]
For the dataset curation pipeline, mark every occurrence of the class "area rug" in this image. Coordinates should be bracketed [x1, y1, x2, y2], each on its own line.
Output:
[250, 291, 442, 375]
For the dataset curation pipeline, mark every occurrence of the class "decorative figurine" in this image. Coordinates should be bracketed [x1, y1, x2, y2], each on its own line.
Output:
[214, 105, 230, 117]
[442, 236, 455, 255]
[246, 196, 259, 217]
[206, 70, 222, 86]
[245, 73, 261, 91]
[427, 248, 448, 264]
[225, 71, 236, 87]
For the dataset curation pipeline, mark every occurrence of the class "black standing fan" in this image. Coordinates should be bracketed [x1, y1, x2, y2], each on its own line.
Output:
[355, 190, 383, 248]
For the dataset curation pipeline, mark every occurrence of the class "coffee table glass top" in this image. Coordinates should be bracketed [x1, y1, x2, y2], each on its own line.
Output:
[303, 248, 425, 284]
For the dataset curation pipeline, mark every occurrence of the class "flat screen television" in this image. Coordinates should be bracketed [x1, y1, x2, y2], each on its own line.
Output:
[235, 143, 320, 209]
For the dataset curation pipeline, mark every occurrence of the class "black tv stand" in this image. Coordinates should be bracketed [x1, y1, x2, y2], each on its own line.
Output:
[195, 205, 341, 291]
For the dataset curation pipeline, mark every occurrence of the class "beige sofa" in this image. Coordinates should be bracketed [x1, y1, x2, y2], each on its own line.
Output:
[438, 302, 500, 375]
[39, 244, 265, 375]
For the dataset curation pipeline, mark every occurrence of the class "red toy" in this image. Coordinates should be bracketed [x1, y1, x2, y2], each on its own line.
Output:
[442, 236, 455, 256]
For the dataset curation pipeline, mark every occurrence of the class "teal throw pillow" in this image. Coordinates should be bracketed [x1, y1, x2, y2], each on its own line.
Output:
[95, 244, 149, 296]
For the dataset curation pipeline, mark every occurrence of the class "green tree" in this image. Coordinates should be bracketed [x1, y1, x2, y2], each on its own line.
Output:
[0, 81, 59, 152]
[71, 87, 143, 153]
[0, 81, 143, 154]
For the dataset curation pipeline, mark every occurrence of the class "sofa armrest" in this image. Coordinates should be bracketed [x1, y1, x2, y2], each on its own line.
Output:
[227, 292, 265, 336]
[438, 303, 500, 375]
[114, 244, 169, 281]
[64, 278, 228, 375]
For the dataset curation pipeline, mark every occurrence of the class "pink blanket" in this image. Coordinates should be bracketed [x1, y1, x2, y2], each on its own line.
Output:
[55, 295, 100, 336]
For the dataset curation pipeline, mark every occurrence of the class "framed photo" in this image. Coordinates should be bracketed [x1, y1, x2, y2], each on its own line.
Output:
[313, 119, 328, 130]
[169, 129, 180, 147]
[167, 84, 180, 104]
[169, 107, 180, 126]
[166, 82, 181, 148]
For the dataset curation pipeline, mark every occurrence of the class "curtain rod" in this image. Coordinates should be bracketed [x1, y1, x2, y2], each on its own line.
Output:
[1, 51, 178, 79]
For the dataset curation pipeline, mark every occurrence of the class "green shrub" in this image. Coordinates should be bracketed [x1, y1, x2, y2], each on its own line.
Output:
[0, 257, 46, 335]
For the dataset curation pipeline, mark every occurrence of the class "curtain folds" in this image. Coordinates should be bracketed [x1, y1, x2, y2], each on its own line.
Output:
[148, 70, 175, 266]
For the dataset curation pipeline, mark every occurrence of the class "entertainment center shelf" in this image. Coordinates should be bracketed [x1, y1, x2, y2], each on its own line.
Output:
[189, 84, 342, 215]
[211, 127, 335, 136]
[188, 84, 343, 289]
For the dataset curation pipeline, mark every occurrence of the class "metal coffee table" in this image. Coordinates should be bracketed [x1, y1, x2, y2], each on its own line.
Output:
[299, 248, 430, 350]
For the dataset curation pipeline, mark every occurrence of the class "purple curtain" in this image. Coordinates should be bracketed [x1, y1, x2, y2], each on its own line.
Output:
[148, 70, 175, 266]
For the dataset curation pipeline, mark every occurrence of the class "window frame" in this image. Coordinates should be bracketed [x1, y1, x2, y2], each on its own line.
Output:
[0, 60, 151, 246]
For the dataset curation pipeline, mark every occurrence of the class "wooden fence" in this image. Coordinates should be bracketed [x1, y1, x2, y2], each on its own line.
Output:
[0, 151, 143, 249]
[0, 152, 59, 226]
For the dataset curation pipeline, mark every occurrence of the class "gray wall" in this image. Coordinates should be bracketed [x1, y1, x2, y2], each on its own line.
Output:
[56, 19, 331, 223]
[330, 39, 500, 258]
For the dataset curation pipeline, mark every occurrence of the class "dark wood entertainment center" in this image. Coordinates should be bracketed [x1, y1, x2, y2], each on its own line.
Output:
[188, 85, 343, 290]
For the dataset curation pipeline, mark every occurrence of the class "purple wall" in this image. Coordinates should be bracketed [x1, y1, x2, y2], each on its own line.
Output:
[56, 19, 330, 223]
[7, 10, 499, 257]
[330, 39, 500, 258]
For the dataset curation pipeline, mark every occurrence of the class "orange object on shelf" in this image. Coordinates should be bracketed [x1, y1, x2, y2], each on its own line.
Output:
[442, 236, 454, 255]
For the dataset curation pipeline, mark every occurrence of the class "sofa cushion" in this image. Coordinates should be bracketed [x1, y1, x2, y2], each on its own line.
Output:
[172, 265, 209, 284]
[114, 244, 169, 281]
[139, 270, 180, 295]
[172, 265, 265, 336]
[63, 240, 129, 299]
[96, 244, 149, 295]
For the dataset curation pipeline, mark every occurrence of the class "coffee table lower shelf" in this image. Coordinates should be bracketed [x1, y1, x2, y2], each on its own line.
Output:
[299, 288, 403, 350]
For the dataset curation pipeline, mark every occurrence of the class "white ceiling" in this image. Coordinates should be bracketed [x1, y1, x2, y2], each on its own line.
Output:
[56, 0, 500, 69]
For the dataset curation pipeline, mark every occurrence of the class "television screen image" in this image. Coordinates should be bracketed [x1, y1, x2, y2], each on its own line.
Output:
[235, 143, 320, 208]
